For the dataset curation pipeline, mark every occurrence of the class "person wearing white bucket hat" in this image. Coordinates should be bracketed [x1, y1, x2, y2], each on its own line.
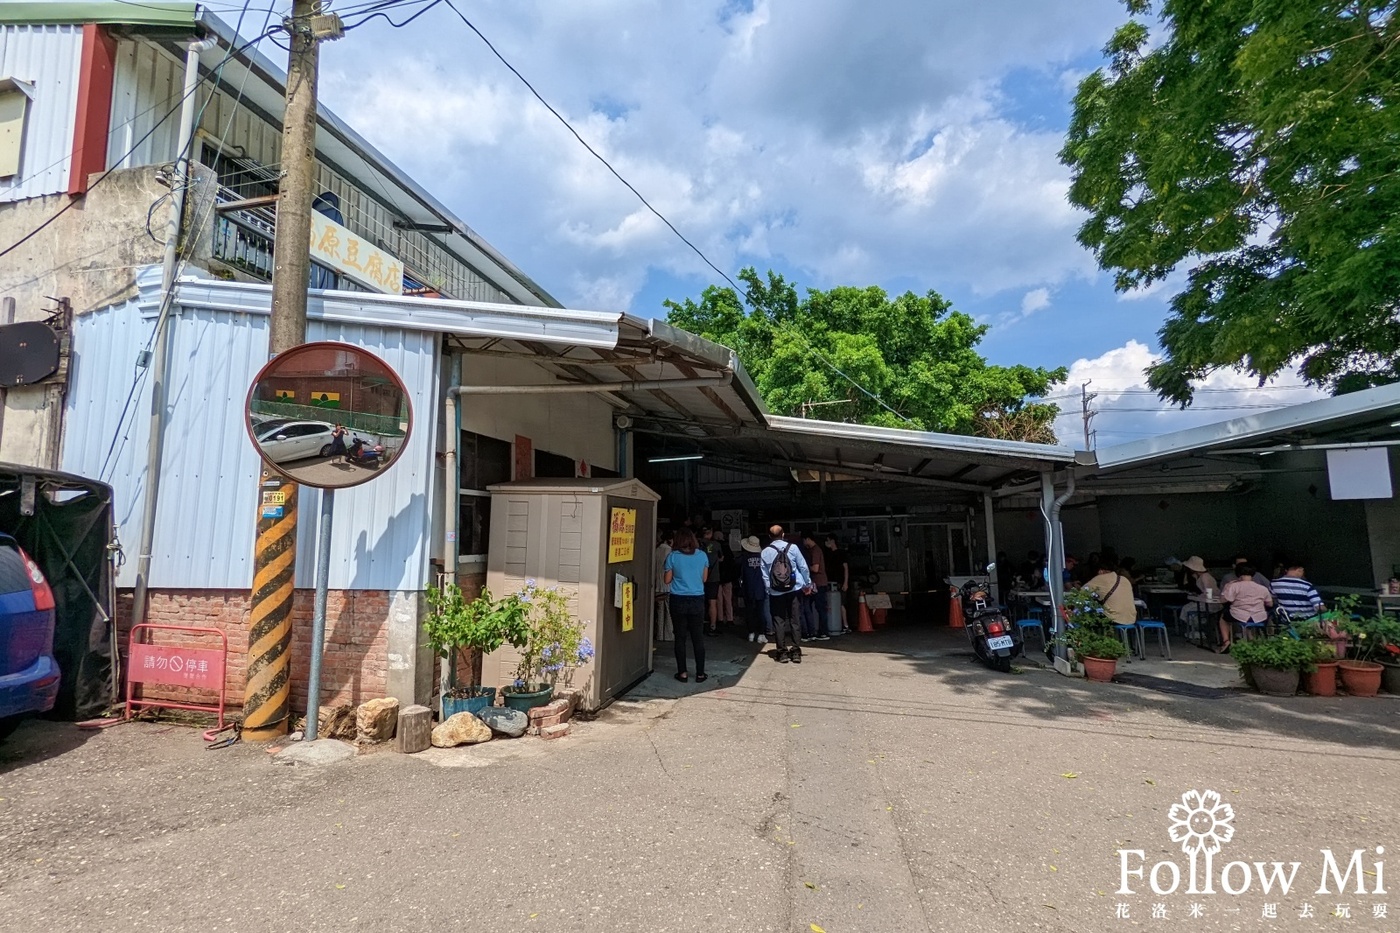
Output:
[1181, 556, 1221, 649]
[740, 535, 769, 645]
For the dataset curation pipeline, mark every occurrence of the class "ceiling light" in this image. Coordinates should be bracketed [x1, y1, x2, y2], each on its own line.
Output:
[647, 454, 704, 463]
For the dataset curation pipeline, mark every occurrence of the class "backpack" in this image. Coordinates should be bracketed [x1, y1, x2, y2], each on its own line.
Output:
[769, 543, 796, 592]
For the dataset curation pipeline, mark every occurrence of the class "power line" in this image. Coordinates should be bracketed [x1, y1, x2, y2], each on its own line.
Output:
[0, 26, 279, 261]
[439, 0, 918, 426]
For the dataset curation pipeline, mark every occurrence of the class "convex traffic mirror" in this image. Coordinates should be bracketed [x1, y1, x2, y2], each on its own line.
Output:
[244, 342, 412, 489]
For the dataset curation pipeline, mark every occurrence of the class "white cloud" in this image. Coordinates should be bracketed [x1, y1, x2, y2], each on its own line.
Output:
[316, 0, 1125, 311]
[1022, 288, 1051, 315]
[1050, 340, 1328, 450]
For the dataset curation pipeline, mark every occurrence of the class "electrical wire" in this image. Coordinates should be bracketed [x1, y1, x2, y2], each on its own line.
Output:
[0, 27, 279, 262]
[342, 0, 443, 32]
[440, 0, 916, 425]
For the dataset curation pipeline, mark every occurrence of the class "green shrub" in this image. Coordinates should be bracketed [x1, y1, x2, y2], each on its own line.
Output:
[1229, 635, 1315, 674]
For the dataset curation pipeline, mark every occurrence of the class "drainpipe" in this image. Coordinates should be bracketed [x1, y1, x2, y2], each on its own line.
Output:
[131, 37, 217, 630]
[440, 355, 463, 708]
[982, 491, 999, 606]
[1040, 469, 1077, 657]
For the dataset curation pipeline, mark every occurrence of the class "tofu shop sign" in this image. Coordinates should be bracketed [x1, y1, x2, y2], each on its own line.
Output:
[309, 211, 404, 295]
[1111, 789, 1388, 922]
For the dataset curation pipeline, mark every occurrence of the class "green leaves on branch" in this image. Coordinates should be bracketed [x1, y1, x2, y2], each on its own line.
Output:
[664, 268, 1066, 442]
[1063, 0, 1400, 401]
[423, 583, 530, 671]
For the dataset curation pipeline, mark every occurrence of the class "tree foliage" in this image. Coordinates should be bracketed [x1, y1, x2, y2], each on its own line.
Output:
[1062, 0, 1400, 401]
[663, 268, 1066, 442]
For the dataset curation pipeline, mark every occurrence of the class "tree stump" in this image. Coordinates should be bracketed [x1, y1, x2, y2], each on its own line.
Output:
[395, 704, 433, 754]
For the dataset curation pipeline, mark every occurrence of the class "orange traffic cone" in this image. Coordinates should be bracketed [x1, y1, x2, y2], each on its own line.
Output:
[855, 593, 875, 633]
[948, 587, 965, 628]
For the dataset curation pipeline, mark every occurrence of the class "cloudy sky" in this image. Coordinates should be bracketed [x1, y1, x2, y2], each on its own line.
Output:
[258, 0, 1321, 446]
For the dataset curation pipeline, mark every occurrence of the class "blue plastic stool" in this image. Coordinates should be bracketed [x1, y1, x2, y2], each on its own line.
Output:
[1163, 604, 1186, 636]
[1114, 623, 1144, 660]
[1137, 619, 1171, 659]
[1015, 618, 1046, 650]
[1236, 620, 1267, 643]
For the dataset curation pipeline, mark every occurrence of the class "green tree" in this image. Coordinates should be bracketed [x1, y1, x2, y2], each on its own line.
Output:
[663, 268, 1066, 442]
[1062, 0, 1400, 402]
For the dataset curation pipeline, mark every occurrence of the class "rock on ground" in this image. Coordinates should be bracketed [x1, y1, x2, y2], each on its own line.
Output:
[356, 698, 400, 743]
[477, 706, 528, 737]
[430, 712, 493, 748]
[318, 704, 356, 740]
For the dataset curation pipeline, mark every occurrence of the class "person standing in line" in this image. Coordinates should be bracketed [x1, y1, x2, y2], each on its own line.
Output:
[762, 525, 811, 664]
[717, 540, 738, 633]
[741, 535, 769, 645]
[664, 529, 710, 683]
[701, 526, 722, 636]
[824, 533, 851, 634]
[802, 530, 830, 639]
[653, 529, 674, 642]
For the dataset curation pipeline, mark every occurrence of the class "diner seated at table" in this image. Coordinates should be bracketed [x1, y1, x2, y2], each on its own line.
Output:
[1220, 556, 1270, 589]
[1218, 563, 1273, 652]
[1082, 556, 1137, 625]
[1271, 561, 1325, 621]
[1118, 557, 1145, 596]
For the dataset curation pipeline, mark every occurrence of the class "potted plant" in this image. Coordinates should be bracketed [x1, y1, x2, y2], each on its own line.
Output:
[1382, 642, 1400, 696]
[502, 581, 595, 713]
[1061, 590, 1128, 682]
[1229, 635, 1312, 696]
[1336, 612, 1400, 697]
[1291, 619, 1339, 697]
[424, 582, 530, 718]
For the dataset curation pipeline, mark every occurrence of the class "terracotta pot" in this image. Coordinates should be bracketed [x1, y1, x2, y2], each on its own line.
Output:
[1381, 661, 1400, 696]
[1303, 662, 1338, 697]
[1082, 656, 1118, 683]
[1253, 666, 1300, 697]
[1338, 660, 1384, 697]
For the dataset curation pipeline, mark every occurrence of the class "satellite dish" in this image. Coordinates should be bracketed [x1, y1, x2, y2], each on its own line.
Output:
[0, 322, 60, 387]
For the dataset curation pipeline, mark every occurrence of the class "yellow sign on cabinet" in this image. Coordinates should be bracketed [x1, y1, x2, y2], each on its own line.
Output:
[608, 507, 636, 563]
[621, 581, 635, 632]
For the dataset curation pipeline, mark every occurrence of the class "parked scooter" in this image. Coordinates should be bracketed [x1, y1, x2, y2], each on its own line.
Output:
[346, 436, 387, 468]
[959, 563, 1022, 673]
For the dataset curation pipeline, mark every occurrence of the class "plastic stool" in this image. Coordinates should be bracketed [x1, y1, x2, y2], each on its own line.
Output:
[1114, 623, 1144, 660]
[1235, 620, 1267, 642]
[1163, 605, 1186, 636]
[1137, 619, 1171, 659]
[1015, 618, 1045, 650]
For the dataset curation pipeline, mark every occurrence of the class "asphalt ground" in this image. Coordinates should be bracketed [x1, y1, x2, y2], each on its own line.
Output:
[2, 626, 1397, 933]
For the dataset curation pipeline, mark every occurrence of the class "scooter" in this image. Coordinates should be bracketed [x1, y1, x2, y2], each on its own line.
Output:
[959, 563, 1022, 673]
[346, 436, 387, 468]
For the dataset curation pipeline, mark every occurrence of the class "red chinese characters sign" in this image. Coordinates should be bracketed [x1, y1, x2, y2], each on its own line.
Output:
[128, 643, 225, 691]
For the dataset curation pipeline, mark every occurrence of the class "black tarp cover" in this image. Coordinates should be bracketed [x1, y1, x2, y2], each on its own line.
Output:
[0, 463, 115, 720]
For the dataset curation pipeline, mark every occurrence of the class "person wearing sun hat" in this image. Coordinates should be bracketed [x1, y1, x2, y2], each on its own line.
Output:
[1181, 555, 1221, 648]
[740, 535, 770, 645]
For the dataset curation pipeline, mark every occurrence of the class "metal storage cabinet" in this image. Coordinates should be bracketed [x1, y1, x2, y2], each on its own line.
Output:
[482, 478, 659, 711]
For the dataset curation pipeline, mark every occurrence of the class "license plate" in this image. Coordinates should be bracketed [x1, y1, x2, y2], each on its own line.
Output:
[986, 635, 1014, 651]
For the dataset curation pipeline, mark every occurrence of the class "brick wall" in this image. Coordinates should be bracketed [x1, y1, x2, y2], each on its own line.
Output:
[117, 587, 401, 714]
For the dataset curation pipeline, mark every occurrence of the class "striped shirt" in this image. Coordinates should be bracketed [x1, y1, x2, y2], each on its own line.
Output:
[1271, 575, 1322, 619]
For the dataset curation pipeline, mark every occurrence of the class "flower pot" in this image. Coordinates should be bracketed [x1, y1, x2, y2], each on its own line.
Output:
[1381, 661, 1400, 696]
[1330, 636, 1350, 662]
[1303, 662, 1338, 697]
[441, 687, 496, 719]
[1082, 656, 1118, 683]
[1252, 666, 1300, 697]
[1338, 660, 1384, 697]
[1242, 666, 1257, 691]
[502, 683, 554, 712]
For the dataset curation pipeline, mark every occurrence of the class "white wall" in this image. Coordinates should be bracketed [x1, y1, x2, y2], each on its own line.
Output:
[0, 24, 83, 202]
[460, 354, 618, 473]
[61, 269, 441, 592]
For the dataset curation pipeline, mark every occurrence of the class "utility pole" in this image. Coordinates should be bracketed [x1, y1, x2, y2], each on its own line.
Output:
[1080, 380, 1098, 451]
[243, 2, 341, 741]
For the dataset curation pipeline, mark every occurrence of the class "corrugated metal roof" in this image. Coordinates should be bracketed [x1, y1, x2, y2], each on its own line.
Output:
[0, 2, 196, 28]
[0, 23, 83, 202]
[1092, 383, 1400, 472]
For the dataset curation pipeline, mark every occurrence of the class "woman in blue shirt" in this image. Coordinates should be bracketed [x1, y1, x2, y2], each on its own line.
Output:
[665, 528, 710, 682]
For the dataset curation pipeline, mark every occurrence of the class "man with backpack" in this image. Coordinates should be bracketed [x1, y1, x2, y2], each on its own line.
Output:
[761, 525, 812, 663]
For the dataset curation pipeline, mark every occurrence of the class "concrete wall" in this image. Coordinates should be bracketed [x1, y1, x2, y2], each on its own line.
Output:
[1365, 449, 1400, 588]
[1097, 493, 1241, 568]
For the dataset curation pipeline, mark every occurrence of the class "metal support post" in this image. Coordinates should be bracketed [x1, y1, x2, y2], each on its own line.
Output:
[303, 488, 334, 741]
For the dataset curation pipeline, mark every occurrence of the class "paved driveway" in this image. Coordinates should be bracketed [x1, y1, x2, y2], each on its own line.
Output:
[2, 628, 1397, 932]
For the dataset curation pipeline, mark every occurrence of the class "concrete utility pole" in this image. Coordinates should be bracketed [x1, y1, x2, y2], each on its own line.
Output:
[243, 1, 340, 741]
[1079, 380, 1098, 451]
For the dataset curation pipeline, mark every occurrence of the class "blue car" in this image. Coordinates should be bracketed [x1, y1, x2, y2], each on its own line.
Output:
[0, 533, 59, 740]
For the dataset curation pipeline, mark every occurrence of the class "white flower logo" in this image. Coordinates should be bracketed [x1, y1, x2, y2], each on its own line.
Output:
[1168, 789, 1235, 855]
